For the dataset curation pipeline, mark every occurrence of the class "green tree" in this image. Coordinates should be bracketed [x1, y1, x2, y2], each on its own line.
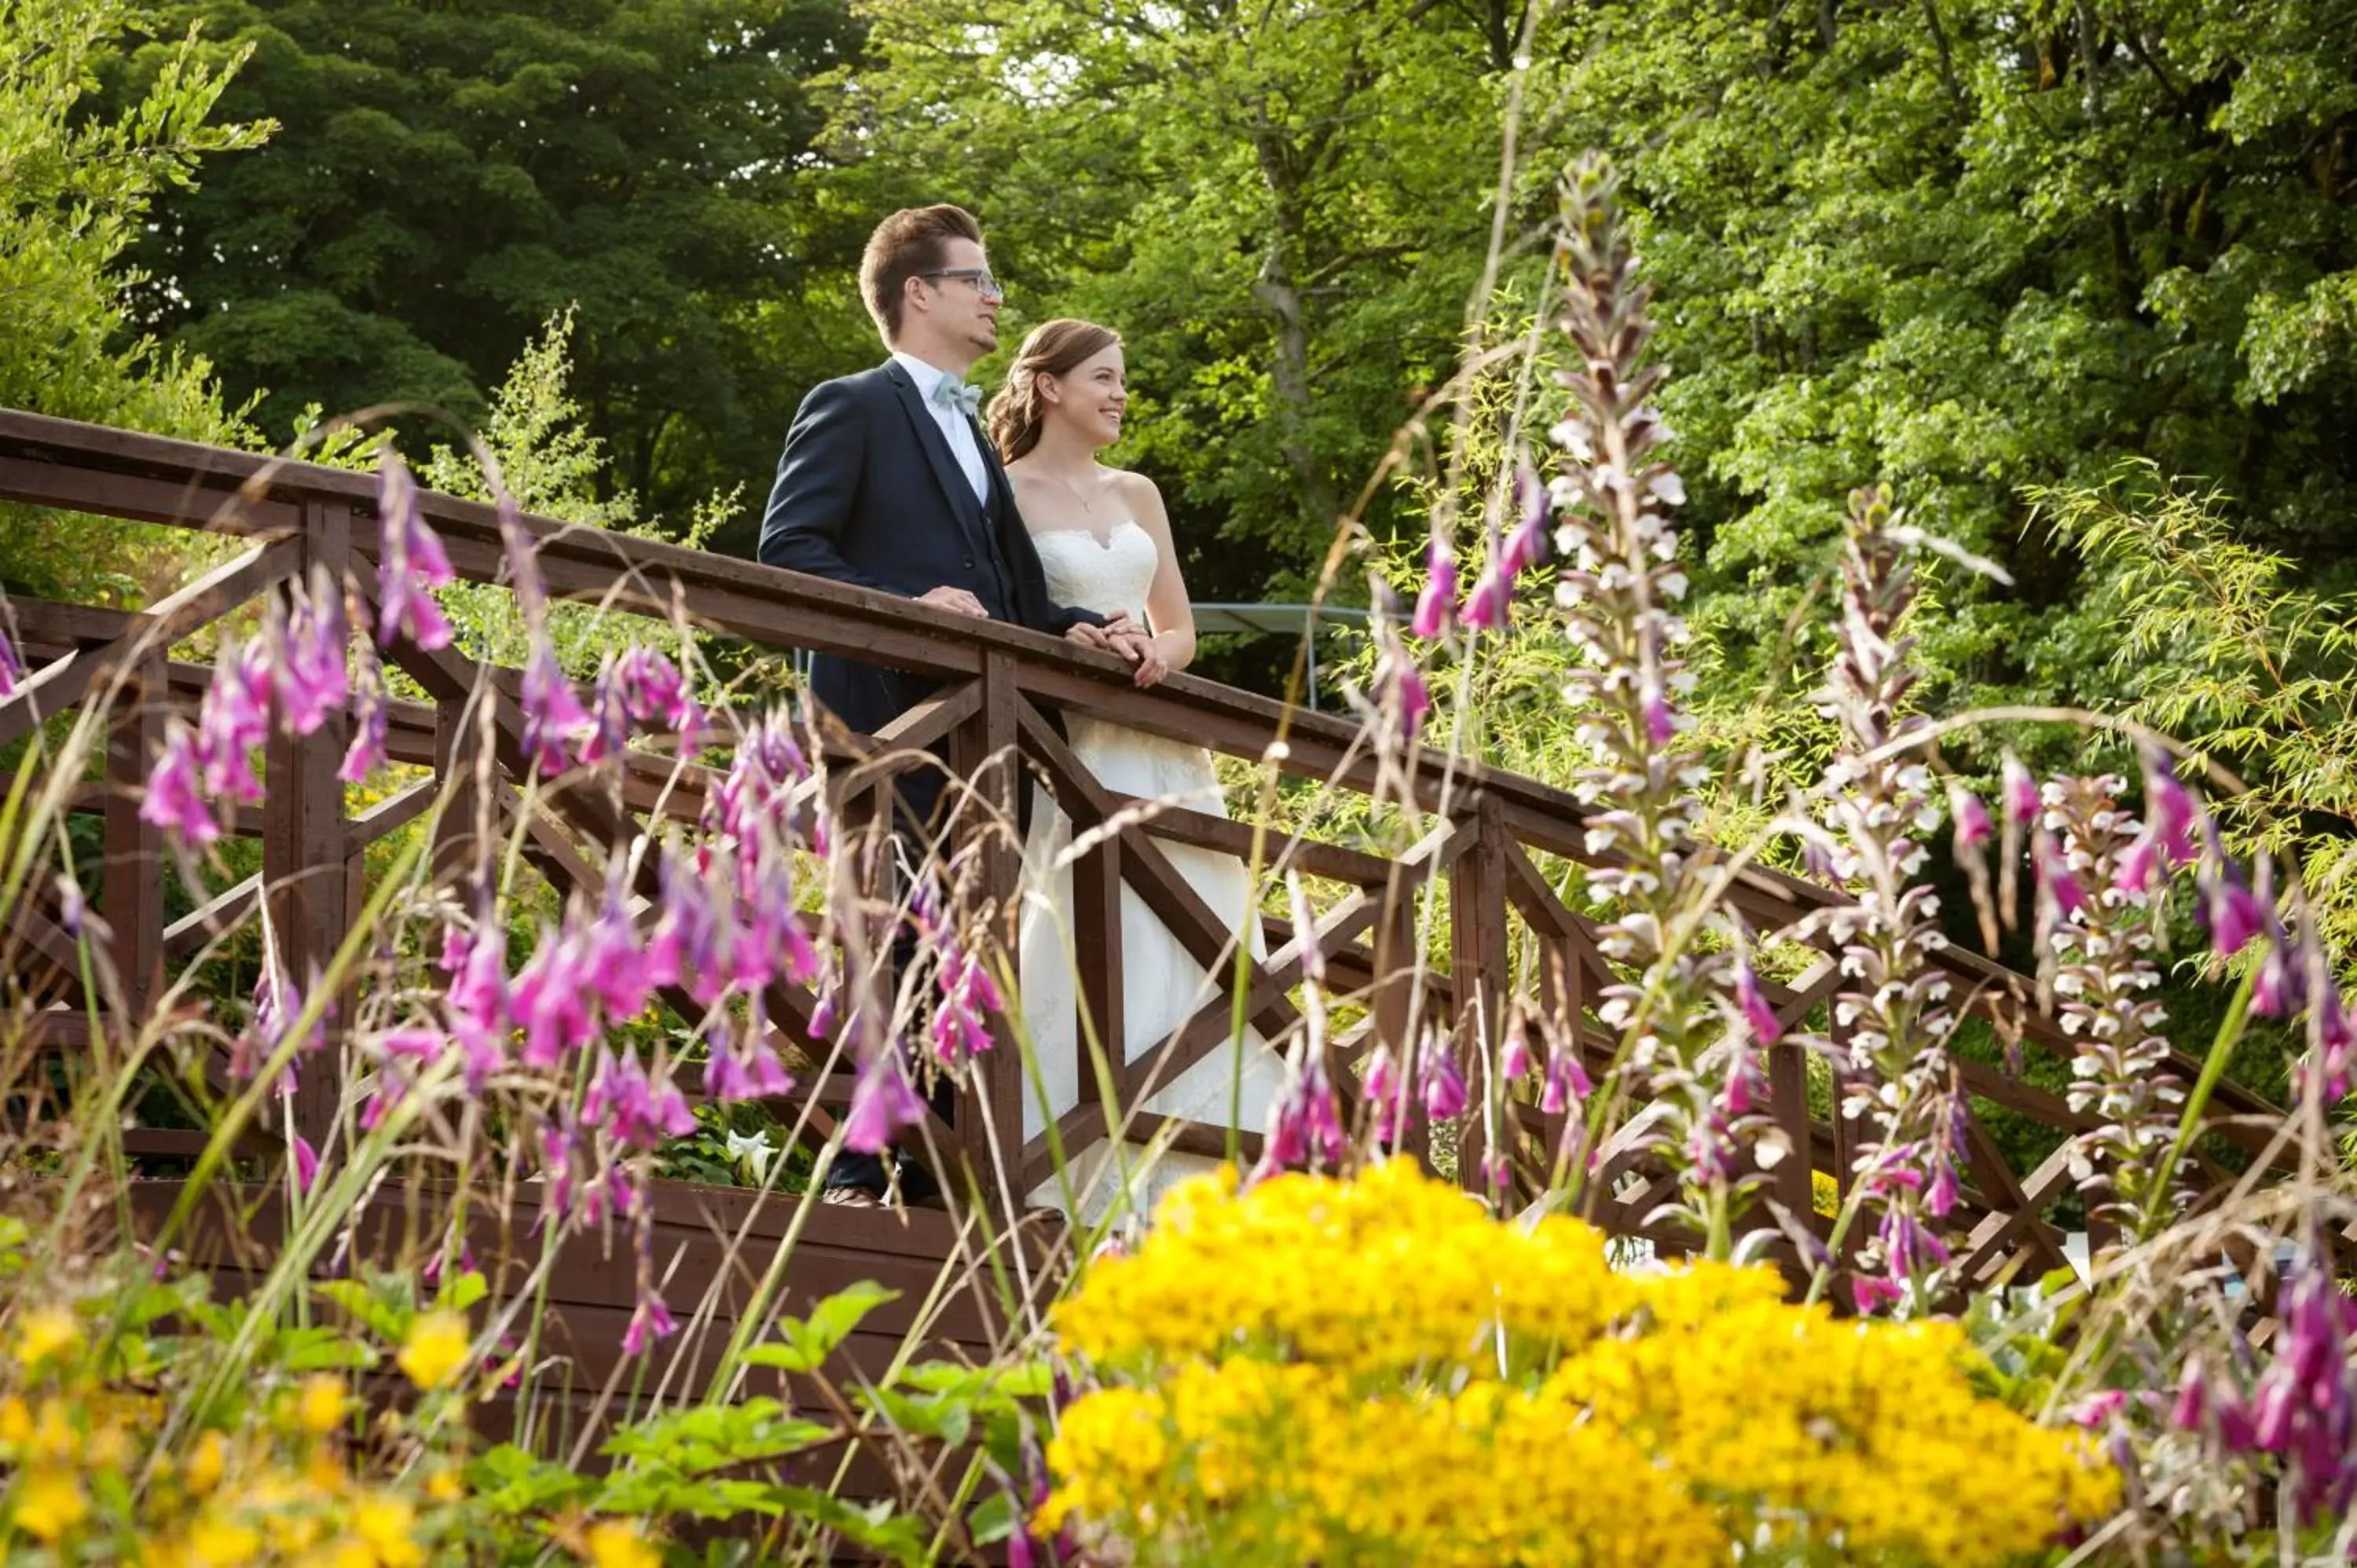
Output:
[1530, 0, 2357, 720]
[111, 0, 864, 529]
[0, 0, 266, 604]
[809, 0, 1528, 613]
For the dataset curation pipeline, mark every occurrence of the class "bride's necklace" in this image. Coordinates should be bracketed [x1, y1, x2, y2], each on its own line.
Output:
[1039, 465, 1106, 517]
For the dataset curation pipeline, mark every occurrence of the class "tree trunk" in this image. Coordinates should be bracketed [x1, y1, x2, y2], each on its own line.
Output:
[1249, 134, 1342, 537]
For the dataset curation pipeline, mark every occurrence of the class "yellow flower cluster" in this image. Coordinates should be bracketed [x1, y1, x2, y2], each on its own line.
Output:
[1040, 1357, 1723, 1566]
[1572, 1263, 2122, 1562]
[1044, 1162, 2121, 1566]
[1054, 1160, 1622, 1373]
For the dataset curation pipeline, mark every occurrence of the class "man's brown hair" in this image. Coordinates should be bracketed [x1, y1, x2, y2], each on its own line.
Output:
[860, 204, 985, 342]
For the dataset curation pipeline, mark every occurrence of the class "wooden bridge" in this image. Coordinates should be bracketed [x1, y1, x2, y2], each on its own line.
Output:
[0, 409, 2282, 1401]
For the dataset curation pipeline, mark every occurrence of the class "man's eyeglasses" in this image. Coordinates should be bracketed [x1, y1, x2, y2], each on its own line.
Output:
[922, 267, 1004, 301]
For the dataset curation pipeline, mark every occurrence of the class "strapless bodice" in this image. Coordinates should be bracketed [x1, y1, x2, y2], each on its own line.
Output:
[1032, 521, 1157, 624]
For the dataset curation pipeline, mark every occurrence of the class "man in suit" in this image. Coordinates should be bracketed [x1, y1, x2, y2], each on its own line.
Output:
[758, 203, 1144, 1205]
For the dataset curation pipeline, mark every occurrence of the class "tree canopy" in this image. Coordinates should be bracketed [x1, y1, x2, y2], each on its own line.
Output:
[108, 0, 864, 524]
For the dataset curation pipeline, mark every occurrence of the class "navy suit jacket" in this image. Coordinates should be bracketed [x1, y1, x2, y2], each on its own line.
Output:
[756, 360, 1103, 742]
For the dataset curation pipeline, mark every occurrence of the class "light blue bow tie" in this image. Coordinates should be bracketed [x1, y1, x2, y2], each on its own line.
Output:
[930, 378, 982, 417]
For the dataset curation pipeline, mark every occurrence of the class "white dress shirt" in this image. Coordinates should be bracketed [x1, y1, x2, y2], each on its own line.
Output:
[891, 350, 989, 505]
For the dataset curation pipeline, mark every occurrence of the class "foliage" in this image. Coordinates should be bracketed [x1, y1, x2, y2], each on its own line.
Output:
[0, 1220, 1023, 1563]
[2042, 468, 2357, 979]
[0, 0, 266, 606]
[108, 0, 864, 528]
[1532, 0, 2357, 732]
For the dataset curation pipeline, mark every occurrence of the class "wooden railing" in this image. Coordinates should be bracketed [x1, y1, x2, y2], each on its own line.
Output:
[0, 408, 2282, 1291]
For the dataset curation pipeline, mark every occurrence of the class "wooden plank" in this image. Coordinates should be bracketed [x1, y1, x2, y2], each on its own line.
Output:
[164, 874, 262, 959]
[267, 504, 353, 1149]
[0, 533, 302, 750]
[104, 653, 166, 1020]
[1448, 795, 1510, 1189]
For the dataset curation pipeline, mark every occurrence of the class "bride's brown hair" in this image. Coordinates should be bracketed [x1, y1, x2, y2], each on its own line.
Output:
[986, 318, 1122, 462]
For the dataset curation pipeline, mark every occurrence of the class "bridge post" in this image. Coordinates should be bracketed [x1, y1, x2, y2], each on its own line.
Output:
[954, 653, 1026, 1201]
[264, 500, 351, 1152]
[1449, 794, 1509, 1192]
[104, 651, 165, 1028]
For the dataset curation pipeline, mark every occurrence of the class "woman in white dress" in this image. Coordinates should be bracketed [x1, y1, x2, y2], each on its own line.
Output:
[985, 319, 1285, 1222]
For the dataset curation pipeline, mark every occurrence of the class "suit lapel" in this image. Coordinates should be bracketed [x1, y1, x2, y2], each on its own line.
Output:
[882, 362, 988, 541]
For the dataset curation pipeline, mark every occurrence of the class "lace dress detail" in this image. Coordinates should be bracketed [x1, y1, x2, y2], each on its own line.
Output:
[1017, 522, 1284, 1222]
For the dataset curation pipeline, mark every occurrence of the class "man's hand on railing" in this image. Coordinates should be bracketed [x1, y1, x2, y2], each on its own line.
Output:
[915, 584, 988, 617]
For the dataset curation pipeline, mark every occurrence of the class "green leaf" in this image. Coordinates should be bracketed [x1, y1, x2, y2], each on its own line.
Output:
[967, 1489, 1021, 1546]
[438, 1269, 489, 1313]
[742, 1282, 897, 1373]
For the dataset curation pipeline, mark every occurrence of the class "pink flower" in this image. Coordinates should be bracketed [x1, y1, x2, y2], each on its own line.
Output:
[2000, 752, 2039, 827]
[520, 645, 591, 776]
[509, 922, 597, 1068]
[1733, 953, 1783, 1042]
[2139, 745, 2199, 868]
[141, 726, 220, 847]
[1411, 544, 1457, 639]
[583, 886, 653, 1021]
[444, 922, 510, 1091]
[0, 622, 23, 697]
[1499, 1020, 1533, 1083]
[1641, 688, 1676, 746]
[2066, 1390, 2129, 1427]
[196, 641, 273, 802]
[2113, 830, 2165, 896]
[271, 575, 348, 738]
[2033, 828, 2087, 917]
[1419, 1038, 1467, 1121]
[1391, 658, 1430, 737]
[1540, 1044, 1590, 1116]
[376, 451, 456, 650]
[621, 1291, 677, 1357]
[1500, 461, 1551, 576]
[339, 641, 389, 784]
[841, 1053, 927, 1155]
[1948, 782, 1992, 852]
[1364, 1046, 1409, 1144]
[2199, 861, 2267, 958]
[582, 1049, 695, 1150]
[291, 1135, 320, 1193]
[703, 1026, 794, 1102]
[1459, 564, 1512, 632]
[1851, 1273, 1904, 1316]
[2253, 935, 2306, 1019]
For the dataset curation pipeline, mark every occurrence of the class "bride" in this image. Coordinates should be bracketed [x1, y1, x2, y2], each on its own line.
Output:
[986, 319, 1285, 1222]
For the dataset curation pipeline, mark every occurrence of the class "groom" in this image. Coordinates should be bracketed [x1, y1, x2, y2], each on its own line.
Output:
[758, 203, 1144, 1206]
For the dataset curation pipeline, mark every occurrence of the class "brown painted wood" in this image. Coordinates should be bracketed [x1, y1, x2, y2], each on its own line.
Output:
[102, 652, 166, 1022]
[1449, 795, 1510, 1189]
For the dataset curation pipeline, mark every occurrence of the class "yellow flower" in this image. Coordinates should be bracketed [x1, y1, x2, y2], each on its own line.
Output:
[352, 1494, 424, 1568]
[187, 1512, 262, 1563]
[296, 1375, 349, 1435]
[424, 1470, 464, 1504]
[13, 1305, 81, 1369]
[584, 1519, 661, 1568]
[395, 1310, 470, 1390]
[0, 1395, 31, 1448]
[183, 1429, 230, 1496]
[10, 1466, 88, 1541]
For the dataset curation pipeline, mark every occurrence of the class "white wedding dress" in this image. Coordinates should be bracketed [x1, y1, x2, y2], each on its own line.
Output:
[1017, 520, 1285, 1222]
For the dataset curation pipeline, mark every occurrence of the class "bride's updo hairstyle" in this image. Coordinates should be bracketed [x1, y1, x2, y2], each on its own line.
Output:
[987, 318, 1122, 462]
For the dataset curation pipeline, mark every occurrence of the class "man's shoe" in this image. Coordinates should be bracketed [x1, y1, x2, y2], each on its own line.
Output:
[822, 1185, 884, 1209]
